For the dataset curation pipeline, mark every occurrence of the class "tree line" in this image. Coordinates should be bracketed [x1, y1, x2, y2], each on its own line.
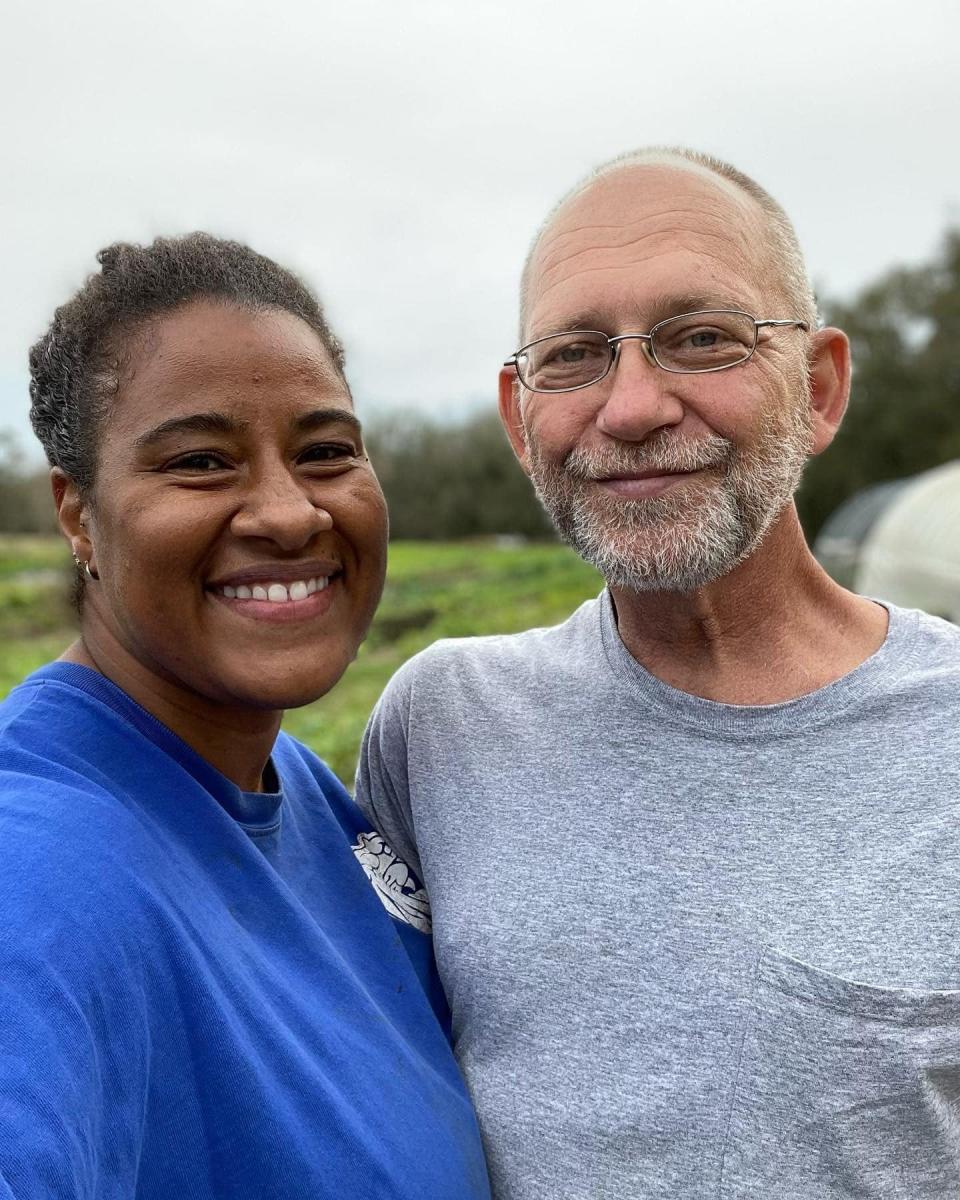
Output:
[2, 230, 958, 540]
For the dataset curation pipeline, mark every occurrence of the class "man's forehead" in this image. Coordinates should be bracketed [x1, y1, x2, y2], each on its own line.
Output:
[526, 163, 770, 326]
[541, 161, 765, 249]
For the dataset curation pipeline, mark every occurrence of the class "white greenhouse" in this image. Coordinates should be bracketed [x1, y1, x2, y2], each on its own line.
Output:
[813, 460, 960, 622]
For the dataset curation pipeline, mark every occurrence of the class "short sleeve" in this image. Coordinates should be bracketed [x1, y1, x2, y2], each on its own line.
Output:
[0, 810, 150, 1198]
[355, 669, 423, 882]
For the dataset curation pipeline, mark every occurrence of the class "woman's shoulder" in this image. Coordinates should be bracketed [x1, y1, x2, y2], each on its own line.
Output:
[271, 731, 364, 834]
[0, 669, 191, 948]
[273, 730, 347, 795]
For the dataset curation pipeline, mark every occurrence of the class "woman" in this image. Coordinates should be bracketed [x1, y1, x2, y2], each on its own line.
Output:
[0, 235, 490, 1199]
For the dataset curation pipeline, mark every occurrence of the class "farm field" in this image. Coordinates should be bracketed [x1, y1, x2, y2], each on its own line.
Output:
[0, 535, 601, 784]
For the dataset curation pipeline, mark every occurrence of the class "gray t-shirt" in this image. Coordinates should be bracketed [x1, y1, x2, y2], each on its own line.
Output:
[356, 594, 960, 1199]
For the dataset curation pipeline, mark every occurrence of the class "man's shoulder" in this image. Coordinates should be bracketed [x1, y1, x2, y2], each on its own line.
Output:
[889, 604, 960, 669]
[883, 604, 960, 698]
[846, 604, 960, 741]
[387, 593, 605, 699]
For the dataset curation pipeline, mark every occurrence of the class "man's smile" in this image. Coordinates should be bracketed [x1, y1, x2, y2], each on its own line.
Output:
[595, 470, 701, 499]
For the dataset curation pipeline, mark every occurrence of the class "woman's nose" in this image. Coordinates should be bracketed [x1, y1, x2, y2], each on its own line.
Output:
[230, 470, 333, 549]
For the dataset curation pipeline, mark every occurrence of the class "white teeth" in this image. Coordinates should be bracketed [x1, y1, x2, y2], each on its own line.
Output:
[221, 574, 332, 601]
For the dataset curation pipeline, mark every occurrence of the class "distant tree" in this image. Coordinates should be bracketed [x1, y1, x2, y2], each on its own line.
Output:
[799, 229, 960, 538]
[367, 410, 553, 540]
[0, 433, 57, 533]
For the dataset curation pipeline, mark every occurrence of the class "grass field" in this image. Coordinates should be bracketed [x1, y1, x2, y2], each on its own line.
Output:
[0, 535, 601, 783]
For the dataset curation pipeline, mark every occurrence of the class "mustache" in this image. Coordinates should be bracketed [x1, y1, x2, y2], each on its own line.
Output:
[561, 433, 736, 480]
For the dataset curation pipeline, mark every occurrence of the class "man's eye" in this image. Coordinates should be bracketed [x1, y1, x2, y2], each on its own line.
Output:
[166, 452, 230, 472]
[549, 343, 604, 365]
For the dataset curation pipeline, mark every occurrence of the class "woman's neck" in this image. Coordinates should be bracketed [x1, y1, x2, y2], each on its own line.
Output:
[60, 635, 281, 792]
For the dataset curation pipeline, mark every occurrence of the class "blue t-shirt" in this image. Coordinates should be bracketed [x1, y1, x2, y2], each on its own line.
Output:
[0, 663, 490, 1200]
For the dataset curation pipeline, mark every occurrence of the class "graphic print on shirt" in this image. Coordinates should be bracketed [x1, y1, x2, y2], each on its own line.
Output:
[352, 831, 432, 933]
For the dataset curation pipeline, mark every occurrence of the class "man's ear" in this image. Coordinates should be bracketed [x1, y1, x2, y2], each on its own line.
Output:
[806, 327, 851, 456]
[51, 468, 95, 570]
[498, 366, 531, 473]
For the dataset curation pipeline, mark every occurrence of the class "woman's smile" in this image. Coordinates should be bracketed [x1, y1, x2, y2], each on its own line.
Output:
[207, 555, 342, 619]
[210, 572, 340, 622]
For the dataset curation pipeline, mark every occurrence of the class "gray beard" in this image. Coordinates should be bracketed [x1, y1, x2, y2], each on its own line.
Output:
[526, 406, 813, 594]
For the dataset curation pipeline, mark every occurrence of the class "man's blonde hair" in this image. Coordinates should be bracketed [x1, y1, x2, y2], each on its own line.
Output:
[518, 146, 818, 338]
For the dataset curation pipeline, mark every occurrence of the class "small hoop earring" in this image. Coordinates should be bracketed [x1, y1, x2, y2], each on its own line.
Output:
[73, 554, 98, 581]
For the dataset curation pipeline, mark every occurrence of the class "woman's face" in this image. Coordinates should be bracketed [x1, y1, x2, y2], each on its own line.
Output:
[76, 299, 387, 715]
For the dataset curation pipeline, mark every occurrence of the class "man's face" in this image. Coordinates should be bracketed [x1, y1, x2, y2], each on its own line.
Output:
[508, 164, 814, 593]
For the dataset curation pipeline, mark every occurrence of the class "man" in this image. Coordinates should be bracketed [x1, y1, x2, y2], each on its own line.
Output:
[357, 148, 960, 1198]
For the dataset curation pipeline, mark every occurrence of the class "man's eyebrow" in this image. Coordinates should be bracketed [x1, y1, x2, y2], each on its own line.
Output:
[525, 312, 609, 342]
[643, 292, 751, 322]
[527, 294, 754, 342]
[134, 412, 248, 449]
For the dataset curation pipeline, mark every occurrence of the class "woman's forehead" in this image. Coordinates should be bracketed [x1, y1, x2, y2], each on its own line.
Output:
[102, 301, 352, 448]
[125, 300, 341, 385]
[111, 303, 339, 410]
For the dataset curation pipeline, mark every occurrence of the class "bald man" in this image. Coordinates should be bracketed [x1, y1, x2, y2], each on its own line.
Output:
[357, 148, 960, 1199]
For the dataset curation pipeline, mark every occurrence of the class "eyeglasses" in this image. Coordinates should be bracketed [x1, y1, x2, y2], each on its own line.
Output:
[505, 310, 810, 394]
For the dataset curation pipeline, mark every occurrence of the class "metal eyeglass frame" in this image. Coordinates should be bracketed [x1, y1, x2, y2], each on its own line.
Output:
[503, 309, 810, 394]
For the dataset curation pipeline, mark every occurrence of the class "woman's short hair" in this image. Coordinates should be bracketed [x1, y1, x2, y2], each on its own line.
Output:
[29, 232, 346, 495]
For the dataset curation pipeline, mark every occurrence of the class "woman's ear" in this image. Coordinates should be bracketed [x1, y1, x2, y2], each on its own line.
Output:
[51, 468, 95, 571]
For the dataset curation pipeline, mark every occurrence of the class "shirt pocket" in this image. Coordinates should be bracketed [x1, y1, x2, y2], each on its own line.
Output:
[719, 946, 960, 1199]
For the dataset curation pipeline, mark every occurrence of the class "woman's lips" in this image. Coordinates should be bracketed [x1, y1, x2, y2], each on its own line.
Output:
[209, 577, 339, 623]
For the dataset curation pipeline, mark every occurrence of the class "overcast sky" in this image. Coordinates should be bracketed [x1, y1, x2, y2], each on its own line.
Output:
[2, 0, 958, 461]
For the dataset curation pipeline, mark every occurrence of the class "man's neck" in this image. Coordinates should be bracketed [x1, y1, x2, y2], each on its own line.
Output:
[609, 507, 890, 706]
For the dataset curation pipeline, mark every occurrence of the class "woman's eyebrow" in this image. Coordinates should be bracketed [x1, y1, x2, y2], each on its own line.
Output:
[294, 409, 363, 437]
[135, 411, 245, 449]
[134, 408, 363, 451]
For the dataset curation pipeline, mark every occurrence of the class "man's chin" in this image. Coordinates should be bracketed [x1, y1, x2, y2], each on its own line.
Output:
[577, 547, 737, 594]
[557, 513, 754, 594]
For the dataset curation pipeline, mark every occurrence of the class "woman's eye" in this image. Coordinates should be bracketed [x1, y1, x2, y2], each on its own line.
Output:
[167, 452, 230, 472]
[299, 443, 357, 464]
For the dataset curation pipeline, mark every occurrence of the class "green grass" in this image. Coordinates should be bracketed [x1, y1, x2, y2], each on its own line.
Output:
[0, 534, 70, 578]
[0, 536, 602, 784]
[0, 537, 76, 692]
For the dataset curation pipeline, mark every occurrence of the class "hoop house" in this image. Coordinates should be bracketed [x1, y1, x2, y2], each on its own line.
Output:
[855, 460, 960, 621]
[813, 479, 911, 589]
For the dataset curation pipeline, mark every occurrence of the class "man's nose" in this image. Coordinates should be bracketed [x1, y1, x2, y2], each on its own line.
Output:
[595, 339, 685, 442]
[231, 467, 333, 549]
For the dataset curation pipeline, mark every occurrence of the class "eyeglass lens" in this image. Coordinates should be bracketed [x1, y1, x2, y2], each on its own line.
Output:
[517, 311, 758, 390]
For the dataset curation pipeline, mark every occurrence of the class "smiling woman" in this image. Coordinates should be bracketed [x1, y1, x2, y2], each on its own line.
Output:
[0, 235, 490, 1200]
